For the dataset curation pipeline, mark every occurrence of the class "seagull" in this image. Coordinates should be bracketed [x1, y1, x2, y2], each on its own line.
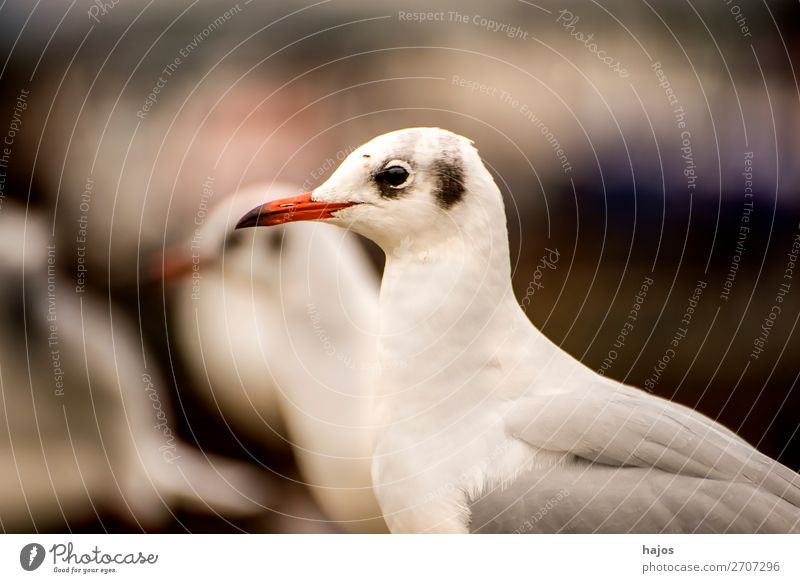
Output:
[158, 186, 291, 449]
[236, 127, 800, 533]
[158, 184, 386, 532]
[0, 203, 267, 531]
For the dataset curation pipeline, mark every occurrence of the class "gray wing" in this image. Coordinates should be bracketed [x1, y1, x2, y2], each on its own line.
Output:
[474, 380, 800, 533]
[469, 464, 800, 533]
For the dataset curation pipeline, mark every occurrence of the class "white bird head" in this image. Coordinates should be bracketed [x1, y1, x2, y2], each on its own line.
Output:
[236, 128, 505, 254]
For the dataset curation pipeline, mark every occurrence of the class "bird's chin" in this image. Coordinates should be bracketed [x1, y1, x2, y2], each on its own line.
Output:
[322, 205, 374, 236]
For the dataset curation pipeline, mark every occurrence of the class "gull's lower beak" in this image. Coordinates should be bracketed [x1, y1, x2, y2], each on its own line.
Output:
[235, 193, 357, 229]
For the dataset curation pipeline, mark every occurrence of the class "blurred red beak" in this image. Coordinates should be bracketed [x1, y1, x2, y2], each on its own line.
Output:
[150, 244, 195, 282]
[235, 193, 356, 229]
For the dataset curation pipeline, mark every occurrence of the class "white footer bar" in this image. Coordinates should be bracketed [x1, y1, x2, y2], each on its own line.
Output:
[1, 534, 797, 582]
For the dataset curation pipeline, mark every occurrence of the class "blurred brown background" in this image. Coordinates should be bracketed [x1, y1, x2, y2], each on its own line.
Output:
[0, 0, 798, 532]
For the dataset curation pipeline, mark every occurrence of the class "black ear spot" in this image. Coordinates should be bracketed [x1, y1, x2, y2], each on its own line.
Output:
[432, 158, 465, 209]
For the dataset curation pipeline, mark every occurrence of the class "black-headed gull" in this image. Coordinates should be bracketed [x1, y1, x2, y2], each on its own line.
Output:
[236, 128, 800, 534]
[159, 184, 386, 532]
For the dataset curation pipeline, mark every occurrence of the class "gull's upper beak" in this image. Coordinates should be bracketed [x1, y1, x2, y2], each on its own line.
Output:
[235, 192, 357, 229]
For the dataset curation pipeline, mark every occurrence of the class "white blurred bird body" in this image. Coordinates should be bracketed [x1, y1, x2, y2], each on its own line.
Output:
[172, 243, 285, 444]
[238, 128, 800, 534]
[167, 184, 386, 532]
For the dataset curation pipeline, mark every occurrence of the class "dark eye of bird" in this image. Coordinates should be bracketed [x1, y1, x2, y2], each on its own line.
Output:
[376, 165, 409, 187]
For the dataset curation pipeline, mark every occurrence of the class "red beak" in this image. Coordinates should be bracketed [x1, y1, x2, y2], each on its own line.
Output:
[235, 192, 357, 229]
[149, 244, 196, 282]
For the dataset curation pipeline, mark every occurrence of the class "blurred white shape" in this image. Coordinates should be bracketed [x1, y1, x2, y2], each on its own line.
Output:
[162, 183, 386, 532]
